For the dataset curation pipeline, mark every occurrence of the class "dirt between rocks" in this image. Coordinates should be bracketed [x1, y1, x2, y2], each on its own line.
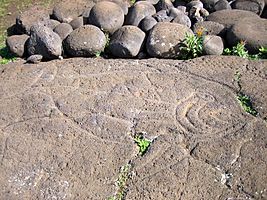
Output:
[0, 56, 266, 200]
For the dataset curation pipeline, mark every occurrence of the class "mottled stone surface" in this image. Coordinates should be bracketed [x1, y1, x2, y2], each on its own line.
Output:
[0, 56, 266, 199]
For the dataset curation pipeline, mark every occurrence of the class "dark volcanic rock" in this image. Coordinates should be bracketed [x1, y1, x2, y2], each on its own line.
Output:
[64, 25, 106, 57]
[109, 26, 146, 58]
[38, 19, 61, 30]
[201, 0, 219, 12]
[155, 0, 174, 11]
[207, 9, 260, 28]
[53, 23, 73, 40]
[146, 22, 193, 58]
[125, 1, 156, 26]
[203, 35, 224, 55]
[69, 17, 84, 30]
[89, 1, 124, 34]
[0, 57, 267, 199]
[231, 0, 265, 15]
[6, 35, 29, 57]
[226, 17, 267, 54]
[153, 10, 173, 22]
[214, 0, 231, 11]
[27, 24, 62, 60]
[172, 13, 191, 28]
[26, 54, 43, 64]
[52, 0, 94, 23]
[16, 6, 50, 34]
[192, 21, 225, 36]
[139, 16, 158, 32]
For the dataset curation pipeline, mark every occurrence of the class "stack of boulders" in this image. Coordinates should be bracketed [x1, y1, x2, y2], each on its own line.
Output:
[5, 0, 267, 62]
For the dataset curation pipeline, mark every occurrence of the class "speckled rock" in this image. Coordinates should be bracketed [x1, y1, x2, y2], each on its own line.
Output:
[16, 5, 50, 34]
[226, 17, 267, 53]
[125, 1, 156, 26]
[27, 24, 62, 60]
[89, 1, 124, 34]
[146, 22, 193, 58]
[109, 26, 146, 58]
[231, 0, 265, 15]
[64, 25, 106, 57]
[6, 35, 29, 57]
[53, 23, 73, 40]
[203, 35, 224, 55]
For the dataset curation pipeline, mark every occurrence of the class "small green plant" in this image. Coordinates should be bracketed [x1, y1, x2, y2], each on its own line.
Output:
[224, 41, 249, 59]
[0, 45, 16, 64]
[237, 93, 258, 116]
[258, 46, 267, 59]
[108, 164, 131, 200]
[130, 0, 136, 4]
[134, 134, 151, 156]
[179, 33, 203, 59]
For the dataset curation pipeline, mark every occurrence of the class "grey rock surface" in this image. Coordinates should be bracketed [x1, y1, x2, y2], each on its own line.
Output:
[203, 35, 224, 55]
[231, 0, 265, 15]
[172, 13, 191, 28]
[226, 17, 267, 54]
[16, 6, 50, 34]
[139, 16, 158, 32]
[214, 0, 231, 11]
[26, 54, 43, 64]
[52, 0, 94, 23]
[54, 23, 73, 40]
[125, 1, 156, 26]
[27, 24, 62, 60]
[109, 26, 146, 58]
[69, 17, 84, 30]
[146, 22, 193, 58]
[64, 25, 106, 57]
[89, 1, 124, 34]
[207, 9, 260, 28]
[0, 56, 266, 199]
[6, 34, 29, 57]
[192, 21, 226, 36]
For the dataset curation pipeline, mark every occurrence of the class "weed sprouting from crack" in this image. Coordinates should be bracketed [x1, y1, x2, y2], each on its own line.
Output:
[233, 71, 258, 116]
[134, 134, 151, 156]
[108, 164, 131, 200]
[237, 93, 258, 116]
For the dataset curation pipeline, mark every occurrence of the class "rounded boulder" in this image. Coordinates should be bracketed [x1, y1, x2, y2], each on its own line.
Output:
[64, 25, 106, 57]
[89, 1, 124, 34]
[52, 0, 94, 23]
[125, 1, 156, 26]
[146, 22, 193, 58]
[231, 0, 265, 15]
[54, 23, 73, 40]
[207, 9, 260, 28]
[226, 17, 267, 54]
[109, 26, 146, 58]
[203, 35, 224, 55]
[6, 34, 29, 57]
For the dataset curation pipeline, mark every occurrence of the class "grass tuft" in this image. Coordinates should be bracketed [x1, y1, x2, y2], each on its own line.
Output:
[134, 134, 151, 156]
[108, 164, 131, 200]
[0, 45, 17, 64]
[179, 33, 203, 60]
[237, 93, 258, 116]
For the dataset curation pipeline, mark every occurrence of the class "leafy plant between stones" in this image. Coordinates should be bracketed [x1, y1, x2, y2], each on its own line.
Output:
[0, 45, 17, 64]
[108, 164, 131, 200]
[95, 29, 110, 57]
[179, 32, 204, 60]
[224, 41, 267, 60]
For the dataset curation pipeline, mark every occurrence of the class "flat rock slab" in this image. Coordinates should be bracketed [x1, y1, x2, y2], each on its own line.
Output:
[0, 56, 266, 199]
